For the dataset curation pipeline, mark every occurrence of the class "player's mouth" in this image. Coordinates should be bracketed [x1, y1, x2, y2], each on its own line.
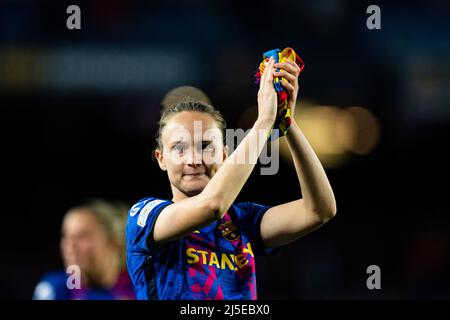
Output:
[183, 173, 206, 177]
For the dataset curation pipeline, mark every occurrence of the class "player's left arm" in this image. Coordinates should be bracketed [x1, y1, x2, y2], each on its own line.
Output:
[260, 60, 337, 248]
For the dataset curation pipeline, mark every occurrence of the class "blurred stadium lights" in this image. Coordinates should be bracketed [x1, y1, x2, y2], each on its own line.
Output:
[0, 46, 201, 93]
[236, 102, 381, 168]
[338, 106, 381, 155]
[277, 102, 381, 168]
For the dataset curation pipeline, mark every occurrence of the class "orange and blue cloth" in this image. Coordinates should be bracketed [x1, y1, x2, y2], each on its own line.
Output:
[255, 47, 305, 140]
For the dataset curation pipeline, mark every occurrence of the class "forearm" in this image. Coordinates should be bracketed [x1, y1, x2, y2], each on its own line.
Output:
[285, 121, 336, 219]
[200, 118, 273, 217]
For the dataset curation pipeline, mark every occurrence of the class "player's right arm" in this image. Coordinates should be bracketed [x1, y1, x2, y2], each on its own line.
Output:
[152, 58, 277, 245]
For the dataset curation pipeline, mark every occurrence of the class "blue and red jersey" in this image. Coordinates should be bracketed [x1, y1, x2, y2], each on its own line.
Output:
[33, 269, 135, 300]
[126, 197, 276, 300]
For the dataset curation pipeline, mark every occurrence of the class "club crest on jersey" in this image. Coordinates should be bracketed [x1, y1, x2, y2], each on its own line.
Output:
[218, 220, 240, 241]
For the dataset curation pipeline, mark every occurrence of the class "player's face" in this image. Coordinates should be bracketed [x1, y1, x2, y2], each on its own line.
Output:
[60, 210, 112, 277]
[155, 111, 227, 197]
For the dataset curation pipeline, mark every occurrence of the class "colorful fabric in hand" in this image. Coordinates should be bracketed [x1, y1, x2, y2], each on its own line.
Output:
[255, 47, 305, 140]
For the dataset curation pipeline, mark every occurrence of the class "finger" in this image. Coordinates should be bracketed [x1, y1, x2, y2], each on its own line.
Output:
[286, 60, 301, 72]
[280, 79, 295, 93]
[260, 57, 272, 87]
[265, 57, 275, 84]
[273, 69, 296, 83]
[275, 61, 300, 76]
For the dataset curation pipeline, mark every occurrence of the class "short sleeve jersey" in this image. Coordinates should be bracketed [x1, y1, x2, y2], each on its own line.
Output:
[126, 197, 276, 300]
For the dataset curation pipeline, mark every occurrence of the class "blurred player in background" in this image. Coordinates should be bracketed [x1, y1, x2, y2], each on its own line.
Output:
[126, 57, 337, 299]
[33, 199, 135, 300]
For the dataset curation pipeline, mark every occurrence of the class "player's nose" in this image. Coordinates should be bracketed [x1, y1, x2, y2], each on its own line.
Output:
[185, 147, 202, 165]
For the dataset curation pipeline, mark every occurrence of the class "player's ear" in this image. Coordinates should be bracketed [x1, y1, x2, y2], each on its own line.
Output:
[222, 145, 229, 161]
[154, 149, 167, 171]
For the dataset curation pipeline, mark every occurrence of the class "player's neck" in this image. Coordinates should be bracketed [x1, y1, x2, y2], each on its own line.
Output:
[171, 188, 188, 202]
[170, 185, 199, 202]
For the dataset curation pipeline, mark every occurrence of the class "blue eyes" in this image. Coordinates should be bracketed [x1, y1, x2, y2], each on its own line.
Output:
[174, 144, 187, 152]
[172, 143, 214, 152]
[172, 143, 214, 153]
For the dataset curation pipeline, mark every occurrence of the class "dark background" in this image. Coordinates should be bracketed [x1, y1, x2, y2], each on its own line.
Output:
[1, 0, 449, 299]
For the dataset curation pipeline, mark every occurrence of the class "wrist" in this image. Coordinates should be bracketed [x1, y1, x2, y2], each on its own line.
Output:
[289, 118, 298, 128]
[285, 119, 300, 138]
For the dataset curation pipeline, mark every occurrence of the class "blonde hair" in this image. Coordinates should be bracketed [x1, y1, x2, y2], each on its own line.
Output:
[67, 199, 129, 268]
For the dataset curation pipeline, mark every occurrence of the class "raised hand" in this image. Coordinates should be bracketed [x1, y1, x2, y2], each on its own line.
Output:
[257, 57, 278, 125]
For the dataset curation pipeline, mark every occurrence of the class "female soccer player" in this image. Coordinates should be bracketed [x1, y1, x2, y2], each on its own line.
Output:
[34, 199, 135, 300]
[126, 57, 337, 300]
